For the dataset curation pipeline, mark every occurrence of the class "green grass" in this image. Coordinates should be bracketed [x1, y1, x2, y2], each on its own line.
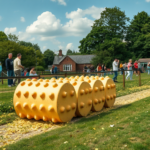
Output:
[0, 72, 150, 126]
[3, 96, 150, 150]
[0, 112, 18, 125]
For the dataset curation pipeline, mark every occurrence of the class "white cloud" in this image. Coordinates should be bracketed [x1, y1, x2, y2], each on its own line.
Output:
[4, 27, 17, 34]
[66, 43, 73, 50]
[0, 16, 2, 21]
[146, 0, 150, 2]
[30, 37, 35, 41]
[20, 17, 25, 22]
[26, 6, 105, 38]
[58, 45, 63, 49]
[26, 11, 63, 36]
[66, 6, 105, 19]
[18, 31, 31, 41]
[51, 0, 66, 6]
[43, 46, 47, 50]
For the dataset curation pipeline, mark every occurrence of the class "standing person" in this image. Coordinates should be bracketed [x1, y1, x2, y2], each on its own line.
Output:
[126, 59, 133, 80]
[134, 60, 138, 76]
[104, 65, 107, 76]
[138, 62, 143, 73]
[52, 65, 57, 79]
[86, 66, 90, 73]
[83, 65, 87, 73]
[13, 53, 24, 85]
[102, 64, 105, 76]
[97, 63, 102, 76]
[90, 65, 94, 72]
[5, 53, 14, 87]
[0, 62, 2, 82]
[112, 59, 119, 82]
[147, 62, 150, 75]
[120, 62, 123, 75]
[25, 68, 30, 76]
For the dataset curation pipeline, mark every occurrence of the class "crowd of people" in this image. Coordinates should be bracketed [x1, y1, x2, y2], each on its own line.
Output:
[1, 53, 150, 86]
[0, 53, 38, 87]
[112, 59, 150, 82]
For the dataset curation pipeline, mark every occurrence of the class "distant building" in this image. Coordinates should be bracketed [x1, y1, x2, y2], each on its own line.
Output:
[138, 58, 150, 67]
[53, 50, 95, 72]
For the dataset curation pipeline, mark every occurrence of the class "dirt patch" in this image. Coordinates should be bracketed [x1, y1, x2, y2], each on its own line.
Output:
[1, 88, 150, 147]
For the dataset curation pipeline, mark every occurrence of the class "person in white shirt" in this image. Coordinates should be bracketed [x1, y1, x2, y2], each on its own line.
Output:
[13, 53, 24, 85]
[112, 59, 119, 82]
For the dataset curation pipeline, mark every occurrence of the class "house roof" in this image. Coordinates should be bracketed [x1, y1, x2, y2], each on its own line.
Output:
[138, 58, 150, 63]
[53, 55, 95, 65]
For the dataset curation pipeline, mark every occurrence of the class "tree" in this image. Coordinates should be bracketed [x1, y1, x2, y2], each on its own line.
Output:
[126, 11, 150, 58]
[43, 49, 55, 67]
[0, 31, 8, 42]
[8, 33, 19, 42]
[91, 38, 130, 67]
[18, 41, 42, 52]
[0, 40, 44, 69]
[66, 49, 73, 55]
[79, 7, 130, 54]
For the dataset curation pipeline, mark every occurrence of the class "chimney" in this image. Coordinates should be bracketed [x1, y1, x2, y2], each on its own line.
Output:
[59, 49, 62, 56]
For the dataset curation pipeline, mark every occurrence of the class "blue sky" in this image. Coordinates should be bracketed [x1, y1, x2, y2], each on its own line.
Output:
[0, 0, 150, 54]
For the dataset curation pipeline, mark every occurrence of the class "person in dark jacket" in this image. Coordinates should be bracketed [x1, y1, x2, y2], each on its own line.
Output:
[5, 53, 14, 87]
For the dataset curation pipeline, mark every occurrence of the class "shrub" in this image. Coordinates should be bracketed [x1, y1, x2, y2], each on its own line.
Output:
[0, 101, 15, 113]
[35, 66, 44, 71]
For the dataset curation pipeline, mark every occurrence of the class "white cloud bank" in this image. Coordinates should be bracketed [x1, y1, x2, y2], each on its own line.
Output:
[20, 17, 25, 22]
[4, 27, 17, 34]
[51, 0, 66, 6]
[26, 6, 105, 39]
[146, 0, 150, 2]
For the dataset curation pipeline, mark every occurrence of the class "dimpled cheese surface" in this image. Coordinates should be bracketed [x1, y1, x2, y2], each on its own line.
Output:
[100, 77, 116, 108]
[13, 79, 77, 123]
[85, 78, 105, 112]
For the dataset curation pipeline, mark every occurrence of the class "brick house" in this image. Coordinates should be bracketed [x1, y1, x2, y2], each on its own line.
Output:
[53, 50, 95, 72]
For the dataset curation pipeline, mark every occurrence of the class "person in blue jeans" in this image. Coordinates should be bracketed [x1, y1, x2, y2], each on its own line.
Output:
[5, 53, 14, 87]
[52, 65, 58, 79]
[0, 62, 2, 82]
[112, 59, 119, 82]
[147, 62, 150, 75]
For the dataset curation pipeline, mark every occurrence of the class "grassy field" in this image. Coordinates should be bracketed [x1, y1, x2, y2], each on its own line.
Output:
[3, 96, 150, 150]
[0, 72, 150, 125]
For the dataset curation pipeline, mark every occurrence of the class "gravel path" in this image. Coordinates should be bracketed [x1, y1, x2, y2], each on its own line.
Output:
[1, 89, 150, 147]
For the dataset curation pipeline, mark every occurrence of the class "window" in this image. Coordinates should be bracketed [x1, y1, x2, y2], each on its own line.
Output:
[63, 64, 72, 71]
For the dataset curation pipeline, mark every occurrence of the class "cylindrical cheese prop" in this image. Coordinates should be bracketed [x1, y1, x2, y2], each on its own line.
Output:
[85, 78, 105, 112]
[70, 80, 92, 117]
[13, 79, 77, 123]
[100, 77, 116, 108]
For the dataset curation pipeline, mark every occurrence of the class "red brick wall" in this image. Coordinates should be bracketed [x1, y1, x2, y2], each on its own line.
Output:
[76, 64, 92, 71]
[58, 56, 76, 72]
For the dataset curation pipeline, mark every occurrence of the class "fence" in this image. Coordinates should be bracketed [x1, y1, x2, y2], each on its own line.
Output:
[0, 69, 143, 89]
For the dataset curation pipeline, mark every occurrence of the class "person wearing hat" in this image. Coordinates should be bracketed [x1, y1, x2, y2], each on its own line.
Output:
[13, 53, 24, 85]
[0, 62, 2, 82]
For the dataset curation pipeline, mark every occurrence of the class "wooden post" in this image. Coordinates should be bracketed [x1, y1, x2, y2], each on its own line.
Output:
[123, 70, 125, 89]
[65, 72, 67, 77]
[138, 69, 141, 86]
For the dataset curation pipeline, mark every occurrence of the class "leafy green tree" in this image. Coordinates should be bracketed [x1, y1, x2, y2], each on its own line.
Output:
[126, 11, 150, 58]
[91, 38, 130, 67]
[0, 31, 8, 42]
[18, 41, 42, 53]
[66, 49, 73, 55]
[0, 40, 44, 69]
[79, 7, 130, 54]
[8, 33, 19, 42]
[43, 49, 55, 67]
